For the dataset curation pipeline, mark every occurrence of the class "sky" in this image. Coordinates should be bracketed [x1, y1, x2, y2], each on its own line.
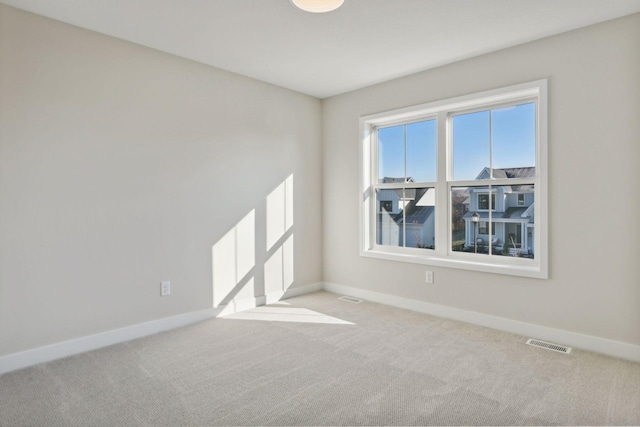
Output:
[378, 102, 536, 182]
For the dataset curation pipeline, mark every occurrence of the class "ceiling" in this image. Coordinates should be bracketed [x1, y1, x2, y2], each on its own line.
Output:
[2, 0, 640, 98]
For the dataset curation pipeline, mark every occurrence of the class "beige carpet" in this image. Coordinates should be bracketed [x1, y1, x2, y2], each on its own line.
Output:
[1, 291, 639, 426]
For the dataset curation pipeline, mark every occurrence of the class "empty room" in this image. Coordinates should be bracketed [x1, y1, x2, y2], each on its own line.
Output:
[1, 0, 639, 425]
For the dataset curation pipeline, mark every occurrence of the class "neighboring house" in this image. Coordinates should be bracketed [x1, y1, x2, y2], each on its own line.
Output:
[377, 178, 435, 249]
[463, 167, 535, 256]
[376, 167, 534, 255]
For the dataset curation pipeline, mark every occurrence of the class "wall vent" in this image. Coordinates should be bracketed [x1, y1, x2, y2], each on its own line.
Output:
[338, 296, 363, 304]
[526, 338, 572, 354]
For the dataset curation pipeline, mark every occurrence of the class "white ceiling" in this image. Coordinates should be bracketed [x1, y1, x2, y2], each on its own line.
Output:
[2, 0, 640, 98]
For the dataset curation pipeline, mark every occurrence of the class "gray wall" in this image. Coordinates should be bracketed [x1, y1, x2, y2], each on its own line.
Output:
[322, 14, 640, 345]
[0, 5, 323, 356]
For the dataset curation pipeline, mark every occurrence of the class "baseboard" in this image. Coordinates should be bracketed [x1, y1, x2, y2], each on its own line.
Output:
[0, 282, 324, 375]
[9, 280, 633, 374]
[322, 281, 640, 363]
[222, 283, 322, 313]
[0, 307, 221, 375]
[265, 282, 324, 304]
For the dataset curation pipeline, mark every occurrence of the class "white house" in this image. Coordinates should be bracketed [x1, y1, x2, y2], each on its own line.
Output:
[377, 179, 435, 249]
[463, 167, 535, 256]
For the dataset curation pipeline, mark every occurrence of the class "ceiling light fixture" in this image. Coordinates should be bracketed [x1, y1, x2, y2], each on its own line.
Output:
[290, 0, 344, 13]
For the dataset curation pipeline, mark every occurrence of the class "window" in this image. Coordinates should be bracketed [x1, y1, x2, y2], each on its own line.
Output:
[373, 119, 437, 250]
[360, 80, 547, 278]
[380, 200, 393, 212]
[478, 222, 495, 236]
[477, 194, 495, 211]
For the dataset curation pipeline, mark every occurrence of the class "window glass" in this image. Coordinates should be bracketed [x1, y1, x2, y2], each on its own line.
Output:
[377, 125, 404, 183]
[451, 184, 534, 257]
[492, 103, 536, 174]
[453, 103, 536, 181]
[452, 110, 490, 181]
[406, 120, 436, 182]
[378, 120, 436, 184]
[376, 188, 435, 249]
[451, 186, 469, 253]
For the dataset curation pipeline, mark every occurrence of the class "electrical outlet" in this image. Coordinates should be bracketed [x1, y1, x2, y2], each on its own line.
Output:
[161, 281, 171, 296]
[425, 271, 434, 284]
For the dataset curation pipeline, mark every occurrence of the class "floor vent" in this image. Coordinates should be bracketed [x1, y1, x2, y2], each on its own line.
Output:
[526, 338, 572, 354]
[338, 296, 363, 304]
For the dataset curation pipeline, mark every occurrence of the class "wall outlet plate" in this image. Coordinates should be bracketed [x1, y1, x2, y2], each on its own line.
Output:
[161, 281, 171, 296]
[425, 271, 434, 284]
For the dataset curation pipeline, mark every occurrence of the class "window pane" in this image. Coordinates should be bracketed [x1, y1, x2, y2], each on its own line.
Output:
[491, 103, 536, 176]
[453, 110, 490, 181]
[406, 119, 436, 182]
[453, 184, 535, 257]
[492, 184, 535, 259]
[451, 186, 472, 253]
[452, 185, 490, 255]
[376, 188, 402, 247]
[377, 125, 404, 183]
[376, 187, 435, 249]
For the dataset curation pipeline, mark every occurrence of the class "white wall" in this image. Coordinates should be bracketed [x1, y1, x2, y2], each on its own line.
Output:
[0, 5, 322, 356]
[322, 14, 640, 346]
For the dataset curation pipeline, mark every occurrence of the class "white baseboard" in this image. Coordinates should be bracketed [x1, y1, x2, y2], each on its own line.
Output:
[265, 282, 323, 304]
[0, 307, 220, 375]
[0, 282, 324, 375]
[322, 281, 640, 363]
[219, 283, 322, 314]
[5, 280, 635, 375]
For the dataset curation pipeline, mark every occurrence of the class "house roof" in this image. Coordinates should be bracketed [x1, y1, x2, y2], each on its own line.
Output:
[463, 207, 530, 221]
[510, 184, 535, 192]
[382, 177, 414, 183]
[398, 206, 435, 225]
[502, 167, 535, 178]
[476, 167, 536, 180]
[395, 188, 434, 225]
[502, 207, 530, 218]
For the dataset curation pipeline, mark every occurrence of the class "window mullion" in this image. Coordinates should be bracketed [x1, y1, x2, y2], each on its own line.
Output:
[403, 126, 407, 247]
[488, 185, 493, 255]
[368, 127, 378, 249]
[489, 109, 493, 179]
[435, 111, 448, 256]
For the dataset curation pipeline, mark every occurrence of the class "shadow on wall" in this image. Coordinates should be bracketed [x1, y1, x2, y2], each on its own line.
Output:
[211, 174, 294, 311]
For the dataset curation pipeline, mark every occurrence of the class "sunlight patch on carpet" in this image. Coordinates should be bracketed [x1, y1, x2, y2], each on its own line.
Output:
[223, 306, 354, 325]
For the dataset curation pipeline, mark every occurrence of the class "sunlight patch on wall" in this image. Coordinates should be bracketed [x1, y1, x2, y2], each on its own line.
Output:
[266, 174, 293, 251]
[265, 174, 295, 295]
[264, 247, 284, 295]
[212, 209, 255, 307]
[264, 220, 294, 295]
[283, 234, 294, 291]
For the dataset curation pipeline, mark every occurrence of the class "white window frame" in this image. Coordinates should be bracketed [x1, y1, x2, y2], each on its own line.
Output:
[359, 80, 548, 279]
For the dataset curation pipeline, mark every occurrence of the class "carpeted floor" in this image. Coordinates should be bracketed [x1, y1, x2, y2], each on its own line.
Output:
[1, 291, 639, 426]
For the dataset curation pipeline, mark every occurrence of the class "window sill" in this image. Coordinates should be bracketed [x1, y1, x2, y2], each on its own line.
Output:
[361, 248, 547, 279]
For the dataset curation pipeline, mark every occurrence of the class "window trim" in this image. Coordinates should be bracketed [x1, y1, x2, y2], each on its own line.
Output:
[359, 80, 548, 279]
